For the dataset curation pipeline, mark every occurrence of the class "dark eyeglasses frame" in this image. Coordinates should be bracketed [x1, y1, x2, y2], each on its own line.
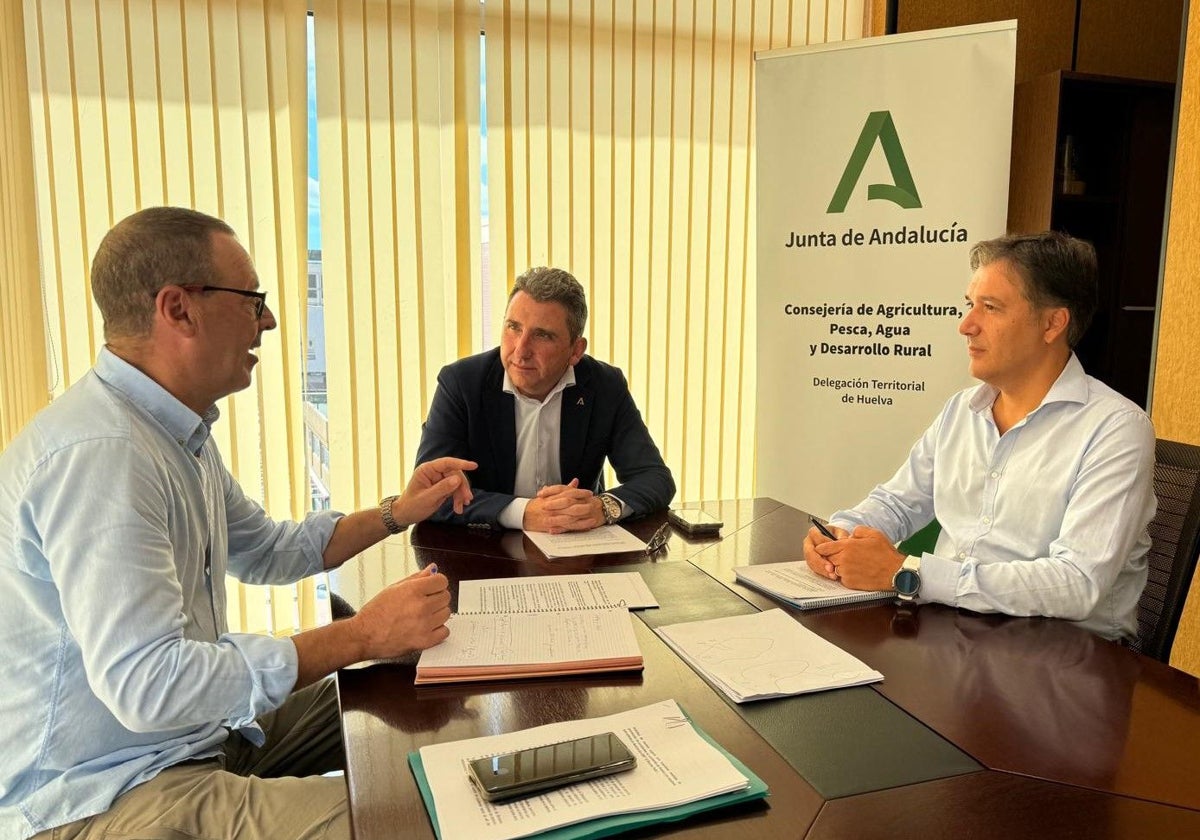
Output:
[645, 522, 671, 554]
[179, 284, 268, 318]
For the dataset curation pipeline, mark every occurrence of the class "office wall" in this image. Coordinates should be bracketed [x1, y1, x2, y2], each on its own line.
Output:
[1154, 4, 1200, 677]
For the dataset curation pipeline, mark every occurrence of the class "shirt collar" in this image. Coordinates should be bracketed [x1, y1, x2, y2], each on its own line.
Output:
[502, 365, 577, 404]
[94, 347, 218, 454]
[968, 352, 1088, 416]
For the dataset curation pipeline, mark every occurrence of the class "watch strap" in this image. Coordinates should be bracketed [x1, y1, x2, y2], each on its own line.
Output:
[380, 494, 406, 535]
[599, 492, 621, 525]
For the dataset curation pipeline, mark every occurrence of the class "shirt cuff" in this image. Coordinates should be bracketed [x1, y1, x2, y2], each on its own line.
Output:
[499, 497, 530, 530]
[917, 552, 960, 606]
[304, 509, 346, 576]
[220, 633, 299, 735]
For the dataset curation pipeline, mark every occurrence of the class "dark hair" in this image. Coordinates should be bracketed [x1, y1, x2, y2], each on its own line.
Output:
[510, 267, 588, 340]
[968, 231, 1098, 348]
[91, 206, 235, 338]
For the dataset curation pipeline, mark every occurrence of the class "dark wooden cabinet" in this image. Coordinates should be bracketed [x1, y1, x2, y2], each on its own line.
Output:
[1008, 72, 1174, 406]
[895, 0, 1183, 84]
[895, 3, 1183, 406]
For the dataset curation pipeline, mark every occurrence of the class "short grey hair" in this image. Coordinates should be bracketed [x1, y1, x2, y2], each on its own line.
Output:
[510, 266, 588, 340]
[91, 206, 235, 339]
[969, 231, 1098, 348]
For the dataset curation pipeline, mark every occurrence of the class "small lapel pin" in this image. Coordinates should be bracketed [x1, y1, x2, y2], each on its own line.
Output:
[577, 397, 585, 406]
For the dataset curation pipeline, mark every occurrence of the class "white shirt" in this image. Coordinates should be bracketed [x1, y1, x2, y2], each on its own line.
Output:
[830, 354, 1156, 642]
[498, 367, 576, 529]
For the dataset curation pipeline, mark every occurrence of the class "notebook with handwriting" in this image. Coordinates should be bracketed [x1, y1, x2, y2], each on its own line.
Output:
[415, 608, 643, 684]
[733, 561, 893, 609]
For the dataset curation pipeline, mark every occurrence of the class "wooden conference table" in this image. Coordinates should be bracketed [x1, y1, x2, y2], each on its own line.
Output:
[333, 499, 1200, 839]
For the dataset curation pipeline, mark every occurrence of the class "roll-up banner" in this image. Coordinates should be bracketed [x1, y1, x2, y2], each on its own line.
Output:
[755, 21, 1017, 518]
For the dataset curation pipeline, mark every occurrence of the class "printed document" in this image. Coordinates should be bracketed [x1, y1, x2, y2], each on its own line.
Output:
[417, 699, 749, 840]
[734, 560, 894, 609]
[524, 524, 646, 558]
[456, 572, 658, 613]
[657, 609, 883, 702]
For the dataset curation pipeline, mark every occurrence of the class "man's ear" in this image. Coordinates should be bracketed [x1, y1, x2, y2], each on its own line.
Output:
[1043, 306, 1070, 345]
[569, 335, 587, 366]
[156, 286, 199, 337]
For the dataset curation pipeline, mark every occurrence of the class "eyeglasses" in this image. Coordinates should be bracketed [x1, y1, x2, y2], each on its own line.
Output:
[180, 284, 269, 318]
[645, 522, 670, 555]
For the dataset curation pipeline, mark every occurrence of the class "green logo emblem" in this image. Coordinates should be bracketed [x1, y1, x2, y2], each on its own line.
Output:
[827, 111, 922, 213]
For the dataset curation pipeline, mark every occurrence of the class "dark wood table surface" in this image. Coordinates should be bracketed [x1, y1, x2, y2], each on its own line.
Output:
[334, 498, 1200, 838]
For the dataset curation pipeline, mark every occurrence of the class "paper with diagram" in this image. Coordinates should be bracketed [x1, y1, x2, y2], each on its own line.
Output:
[656, 608, 883, 702]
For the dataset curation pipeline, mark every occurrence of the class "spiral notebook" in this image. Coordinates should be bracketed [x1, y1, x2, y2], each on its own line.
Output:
[415, 607, 643, 684]
[733, 561, 894, 609]
[455, 572, 658, 614]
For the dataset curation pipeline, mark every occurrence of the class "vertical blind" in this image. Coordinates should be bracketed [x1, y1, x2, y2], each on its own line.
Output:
[17, 0, 316, 635]
[483, 0, 865, 501]
[0, 0, 48, 445]
[7, 0, 865, 632]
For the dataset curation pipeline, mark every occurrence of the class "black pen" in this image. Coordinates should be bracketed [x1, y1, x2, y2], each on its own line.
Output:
[810, 516, 838, 541]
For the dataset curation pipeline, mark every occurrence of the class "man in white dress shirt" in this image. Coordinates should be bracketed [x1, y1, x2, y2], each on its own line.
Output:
[804, 231, 1155, 642]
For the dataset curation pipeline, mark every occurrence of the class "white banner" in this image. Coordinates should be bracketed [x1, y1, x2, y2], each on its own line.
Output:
[755, 21, 1017, 519]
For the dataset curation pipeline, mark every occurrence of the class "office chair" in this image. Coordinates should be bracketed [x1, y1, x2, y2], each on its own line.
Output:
[330, 592, 357, 620]
[1134, 438, 1200, 662]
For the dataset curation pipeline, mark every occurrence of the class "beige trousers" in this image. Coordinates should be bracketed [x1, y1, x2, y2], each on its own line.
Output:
[38, 678, 351, 840]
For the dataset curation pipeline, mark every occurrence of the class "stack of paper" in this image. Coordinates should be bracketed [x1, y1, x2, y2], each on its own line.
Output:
[410, 699, 767, 840]
[657, 609, 883, 703]
[415, 608, 643, 684]
[733, 561, 894, 609]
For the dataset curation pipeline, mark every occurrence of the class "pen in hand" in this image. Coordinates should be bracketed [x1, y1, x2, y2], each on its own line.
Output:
[810, 516, 838, 541]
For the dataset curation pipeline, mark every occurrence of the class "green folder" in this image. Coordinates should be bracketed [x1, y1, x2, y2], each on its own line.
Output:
[407, 711, 770, 840]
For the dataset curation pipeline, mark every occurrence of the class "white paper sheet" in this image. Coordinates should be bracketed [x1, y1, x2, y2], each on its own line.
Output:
[524, 525, 647, 558]
[657, 609, 883, 702]
[456, 572, 658, 613]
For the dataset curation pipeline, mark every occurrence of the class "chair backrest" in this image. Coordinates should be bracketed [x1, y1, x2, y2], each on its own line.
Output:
[1134, 438, 1200, 662]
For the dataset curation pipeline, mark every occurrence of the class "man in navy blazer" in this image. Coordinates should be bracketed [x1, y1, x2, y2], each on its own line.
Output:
[416, 267, 675, 531]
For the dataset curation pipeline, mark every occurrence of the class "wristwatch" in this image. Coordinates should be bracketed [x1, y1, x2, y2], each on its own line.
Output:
[892, 555, 922, 602]
[599, 492, 622, 525]
[379, 494, 406, 535]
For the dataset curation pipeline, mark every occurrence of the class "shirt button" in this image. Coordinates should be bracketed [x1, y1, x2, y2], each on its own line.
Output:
[990, 471, 999, 478]
[958, 551, 967, 559]
[982, 516, 991, 524]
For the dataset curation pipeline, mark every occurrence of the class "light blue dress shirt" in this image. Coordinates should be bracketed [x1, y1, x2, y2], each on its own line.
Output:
[0, 349, 341, 839]
[830, 354, 1155, 642]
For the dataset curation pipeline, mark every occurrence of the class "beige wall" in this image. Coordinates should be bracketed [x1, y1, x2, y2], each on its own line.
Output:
[1154, 4, 1200, 675]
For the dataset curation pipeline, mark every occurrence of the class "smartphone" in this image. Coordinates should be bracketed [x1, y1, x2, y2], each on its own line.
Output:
[468, 731, 637, 802]
[667, 507, 723, 536]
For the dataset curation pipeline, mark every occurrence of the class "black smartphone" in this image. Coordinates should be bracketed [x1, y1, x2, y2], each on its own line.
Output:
[667, 507, 723, 536]
[468, 731, 637, 802]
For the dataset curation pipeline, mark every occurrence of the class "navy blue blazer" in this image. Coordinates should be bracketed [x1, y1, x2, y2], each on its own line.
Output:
[415, 349, 675, 526]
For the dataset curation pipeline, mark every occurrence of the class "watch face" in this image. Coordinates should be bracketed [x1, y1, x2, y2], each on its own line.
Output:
[894, 569, 920, 597]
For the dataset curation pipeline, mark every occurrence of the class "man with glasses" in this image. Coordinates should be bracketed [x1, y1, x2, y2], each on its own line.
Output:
[416, 266, 675, 533]
[0, 207, 475, 839]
